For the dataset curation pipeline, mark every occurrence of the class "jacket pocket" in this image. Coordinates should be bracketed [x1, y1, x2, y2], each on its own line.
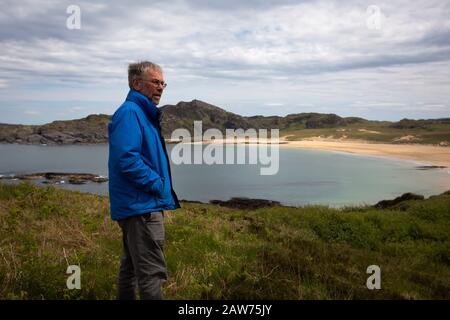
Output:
[148, 177, 164, 197]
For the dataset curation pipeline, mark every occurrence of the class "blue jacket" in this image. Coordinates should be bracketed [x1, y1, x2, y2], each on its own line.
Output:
[108, 90, 180, 221]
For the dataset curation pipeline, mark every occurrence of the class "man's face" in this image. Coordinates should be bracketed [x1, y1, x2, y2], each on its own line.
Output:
[135, 68, 165, 105]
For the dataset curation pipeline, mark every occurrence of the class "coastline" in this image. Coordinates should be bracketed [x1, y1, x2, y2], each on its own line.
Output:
[280, 138, 450, 168]
[2, 137, 450, 168]
[175, 137, 450, 168]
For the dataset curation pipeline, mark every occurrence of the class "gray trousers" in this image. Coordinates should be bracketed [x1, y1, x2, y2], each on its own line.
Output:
[116, 211, 167, 300]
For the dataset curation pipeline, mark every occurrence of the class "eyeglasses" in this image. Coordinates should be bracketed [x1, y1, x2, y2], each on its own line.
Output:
[140, 78, 167, 88]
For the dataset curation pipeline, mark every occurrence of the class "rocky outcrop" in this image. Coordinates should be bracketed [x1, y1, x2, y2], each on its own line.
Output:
[0, 172, 108, 185]
[415, 165, 447, 170]
[0, 114, 110, 145]
[210, 197, 282, 210]
[374, 192, 425, 209]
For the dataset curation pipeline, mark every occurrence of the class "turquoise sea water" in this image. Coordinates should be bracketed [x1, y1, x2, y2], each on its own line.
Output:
[0, 143, 449, 207]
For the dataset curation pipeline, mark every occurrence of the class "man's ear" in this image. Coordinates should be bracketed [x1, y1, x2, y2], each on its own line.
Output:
[132, 79, 141, 91]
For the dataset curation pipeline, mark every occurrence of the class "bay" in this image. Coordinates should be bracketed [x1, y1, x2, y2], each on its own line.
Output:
[0, 143, 449, 207]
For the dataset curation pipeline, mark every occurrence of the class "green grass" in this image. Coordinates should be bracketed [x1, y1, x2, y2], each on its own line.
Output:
[0, 182, 449, 299]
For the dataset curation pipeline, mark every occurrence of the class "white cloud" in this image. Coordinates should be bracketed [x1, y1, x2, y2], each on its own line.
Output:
[0, 0, 449, 123]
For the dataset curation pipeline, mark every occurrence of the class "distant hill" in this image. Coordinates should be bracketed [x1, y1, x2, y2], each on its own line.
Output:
[0, 100, 449, 145]
[0, 114, 111, 145]
[159, 99, 253, 137]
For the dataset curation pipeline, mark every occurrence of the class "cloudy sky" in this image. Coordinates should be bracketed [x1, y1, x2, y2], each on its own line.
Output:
[0, 0, 449, 124]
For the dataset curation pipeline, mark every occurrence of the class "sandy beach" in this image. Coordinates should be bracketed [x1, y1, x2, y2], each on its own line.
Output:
[176, 137, 450, 167]
[280, 138, 450, 167]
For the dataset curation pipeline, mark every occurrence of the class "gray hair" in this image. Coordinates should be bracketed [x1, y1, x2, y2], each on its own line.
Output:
[128, 61, 163, 89]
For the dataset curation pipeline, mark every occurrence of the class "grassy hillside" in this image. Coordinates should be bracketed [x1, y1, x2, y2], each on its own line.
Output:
[281, 119, 450, 145]
[0, 183, 449, 299]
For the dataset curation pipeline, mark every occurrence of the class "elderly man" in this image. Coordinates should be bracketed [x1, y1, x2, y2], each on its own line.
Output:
[108, 61, 180, 300]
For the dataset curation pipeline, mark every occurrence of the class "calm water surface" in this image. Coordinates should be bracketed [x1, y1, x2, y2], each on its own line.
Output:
[0, 144, 449, 207]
